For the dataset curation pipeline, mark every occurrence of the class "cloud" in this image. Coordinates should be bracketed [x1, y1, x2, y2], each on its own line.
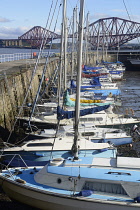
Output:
[89, 13, 110, 22]
[0, 26, 32, 39]
[55, 28, 61, 34]
[111, 9, 125, 13]
[0, 17, 11, 23]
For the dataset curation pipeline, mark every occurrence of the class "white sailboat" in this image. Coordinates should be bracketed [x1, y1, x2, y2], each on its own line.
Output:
[1, 1, 140, 210]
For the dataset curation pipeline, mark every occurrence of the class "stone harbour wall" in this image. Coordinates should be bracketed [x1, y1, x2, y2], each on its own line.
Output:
[0, 52, 116, 131]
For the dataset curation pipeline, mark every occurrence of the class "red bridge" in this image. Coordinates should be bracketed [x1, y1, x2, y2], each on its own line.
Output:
[17, 17, 140, 48]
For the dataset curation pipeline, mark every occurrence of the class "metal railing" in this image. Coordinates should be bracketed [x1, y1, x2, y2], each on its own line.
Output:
[0, 52, 56, 63]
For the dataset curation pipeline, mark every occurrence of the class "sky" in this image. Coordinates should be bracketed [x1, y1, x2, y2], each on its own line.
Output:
[0, 0, 140, 42]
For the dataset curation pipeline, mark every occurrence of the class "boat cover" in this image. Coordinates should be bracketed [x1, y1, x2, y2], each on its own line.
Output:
[57, 104, 110, 120]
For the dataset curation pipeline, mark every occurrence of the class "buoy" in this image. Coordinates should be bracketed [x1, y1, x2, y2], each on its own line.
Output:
[78, 190, 93, 197]
[33, 52, 37, 57]
[125, 108, 128, 115]
[15, 179, 26, 184]
[134, 197, 140, 203]
[130, 108, 134, 115]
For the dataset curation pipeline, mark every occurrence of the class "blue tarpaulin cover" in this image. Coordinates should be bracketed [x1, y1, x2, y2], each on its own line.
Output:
[109, 71, 122, 74]
[71, 79, 101, 89]
[57, 104, 110, 120]
[84, 65, 103, 70]
[90, 77, 101, 86]
[102, 60, 123, 64]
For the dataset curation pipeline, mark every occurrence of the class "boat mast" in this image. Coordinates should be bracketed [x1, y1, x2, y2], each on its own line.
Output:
[96, 21, 100, 64]
[85, 11, 89, 65]
[58, 0, 67, 105]
[63, 0, 68, 91]
[72, 0, 84, 160]
[71, 7, 76, 80]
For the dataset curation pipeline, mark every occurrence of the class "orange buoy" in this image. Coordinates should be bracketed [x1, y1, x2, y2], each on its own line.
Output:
[82, 64, 84, 69]
[33, 52, 37, 57]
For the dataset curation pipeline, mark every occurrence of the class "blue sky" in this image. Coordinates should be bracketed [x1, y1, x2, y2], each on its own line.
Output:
[0, 0, 140, 40]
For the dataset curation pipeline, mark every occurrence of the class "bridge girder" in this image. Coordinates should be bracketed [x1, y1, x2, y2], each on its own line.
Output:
[18, 26, 60, 48]
[87, 17, 140, 48]
[18, 17, 140, 49]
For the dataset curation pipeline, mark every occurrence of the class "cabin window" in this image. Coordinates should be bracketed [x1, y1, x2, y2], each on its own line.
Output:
[82, 132, 95, 136]
[83, 181, 127, 195]
[57, 178, 62, 184]
[80, 117, 103, 122]
[26, 143, 53, 147]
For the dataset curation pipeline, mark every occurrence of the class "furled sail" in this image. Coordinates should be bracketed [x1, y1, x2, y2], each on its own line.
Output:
[70, 79, 101, 89]
[57, 104, 110, 120]
[83, 65, 103, 71]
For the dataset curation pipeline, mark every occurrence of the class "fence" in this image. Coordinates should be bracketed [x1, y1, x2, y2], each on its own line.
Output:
[0, 52, 56, 63]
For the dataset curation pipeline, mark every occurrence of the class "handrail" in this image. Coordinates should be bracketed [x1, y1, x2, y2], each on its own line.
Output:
[0, 154, 28, 169]
[0, 52, 56, 63]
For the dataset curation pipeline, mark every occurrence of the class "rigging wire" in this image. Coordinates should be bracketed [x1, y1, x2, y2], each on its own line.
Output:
[28, 0, 61, 126]
[4, 0, 61, 145]
[122, 0, 131, 21]
[122, 0, 140, 45]
[21, 1, 62, 142]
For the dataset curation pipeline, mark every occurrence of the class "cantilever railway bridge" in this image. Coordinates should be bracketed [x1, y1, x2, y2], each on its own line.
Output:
[2, 17, 140, 48]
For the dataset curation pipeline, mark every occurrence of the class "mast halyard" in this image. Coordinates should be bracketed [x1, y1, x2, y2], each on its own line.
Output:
[72, 0, 84, 160]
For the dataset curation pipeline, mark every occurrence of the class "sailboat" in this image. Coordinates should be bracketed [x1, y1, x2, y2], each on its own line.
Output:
[1, 1, 140, 209]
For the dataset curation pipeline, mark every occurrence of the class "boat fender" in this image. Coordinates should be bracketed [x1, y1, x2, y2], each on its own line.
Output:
[78, 190, 93, 197]
[15, 179, 26, 184]
[35, 152, 45, 157]
[98, 148, 108, 152]
[27, 103, 32, 107]
[134, 197, 140, 203]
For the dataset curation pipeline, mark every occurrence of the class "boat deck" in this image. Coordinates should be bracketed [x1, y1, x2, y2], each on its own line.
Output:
[0, 166, 135, 204]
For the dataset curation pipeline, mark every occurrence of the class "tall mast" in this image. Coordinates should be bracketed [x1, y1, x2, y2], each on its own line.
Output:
[63, 0, 67, 91]
[96, 21, 100, 64]
[85, 11, 89, 65]
[72, 0, 84, 160]
[58, 0, 67, 105]
[71, 7, 76, 80]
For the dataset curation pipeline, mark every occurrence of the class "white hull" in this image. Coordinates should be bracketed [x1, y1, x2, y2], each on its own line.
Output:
[1, 178, 140, 210]
[18, 110, 140, 128]
[129, 59, 140, 66]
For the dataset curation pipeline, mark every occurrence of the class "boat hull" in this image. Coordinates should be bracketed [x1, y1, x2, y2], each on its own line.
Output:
[1, 178, 140, 210]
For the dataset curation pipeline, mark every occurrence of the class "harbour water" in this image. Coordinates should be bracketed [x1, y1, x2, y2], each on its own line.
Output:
[0, 48, 59, 54]
[0, 48, 140, 209]
[119, 70, 140, 118]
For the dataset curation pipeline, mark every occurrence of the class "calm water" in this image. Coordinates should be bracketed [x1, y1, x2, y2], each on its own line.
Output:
[0, 47, 59, 54]
[118, 71, 140, 118]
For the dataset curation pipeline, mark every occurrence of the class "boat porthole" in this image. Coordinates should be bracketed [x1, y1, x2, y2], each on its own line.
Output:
[57, 178, 62, 184]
